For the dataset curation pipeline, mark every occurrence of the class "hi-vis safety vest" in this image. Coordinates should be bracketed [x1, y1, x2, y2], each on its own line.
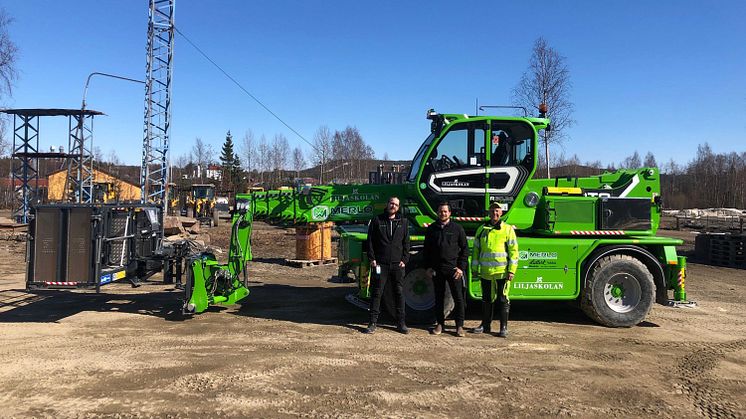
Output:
[471, 221, 519, 280]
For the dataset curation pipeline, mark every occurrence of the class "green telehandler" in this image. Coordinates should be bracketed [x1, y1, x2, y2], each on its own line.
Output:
[246, 107, 689, 327]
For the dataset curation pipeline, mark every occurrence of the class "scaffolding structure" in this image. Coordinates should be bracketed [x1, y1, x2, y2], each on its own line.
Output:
[140, 0, 175, 204]
[2, 108, 102, 223]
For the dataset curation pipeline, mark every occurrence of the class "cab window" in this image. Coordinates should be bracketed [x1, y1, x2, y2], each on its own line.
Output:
[490, 121, 532, 169]
[427, 125, 485, 172]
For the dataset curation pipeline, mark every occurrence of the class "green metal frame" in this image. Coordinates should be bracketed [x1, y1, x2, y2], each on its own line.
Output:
[185, 198, 253, 314]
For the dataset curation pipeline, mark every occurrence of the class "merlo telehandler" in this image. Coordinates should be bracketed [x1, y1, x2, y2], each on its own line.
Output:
[248, 108, 688, 327]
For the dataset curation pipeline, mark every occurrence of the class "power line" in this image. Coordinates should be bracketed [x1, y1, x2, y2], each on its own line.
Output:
[173, 26, 317, 152]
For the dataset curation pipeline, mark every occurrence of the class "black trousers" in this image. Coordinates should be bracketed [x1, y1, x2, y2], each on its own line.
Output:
[433, 268, 465, 328]
[369, 263, 405, 324]
[480, 278, 510, 329]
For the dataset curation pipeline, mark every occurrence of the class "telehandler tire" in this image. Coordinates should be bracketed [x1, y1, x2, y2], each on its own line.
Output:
[383, 253, 454, 325]
[581, 254, 655, 327]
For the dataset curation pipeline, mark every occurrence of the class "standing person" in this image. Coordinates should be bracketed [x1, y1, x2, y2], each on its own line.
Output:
[424, 202, 468, 337]
[364, 196, 410, 334]
[470, 202, 518, 338]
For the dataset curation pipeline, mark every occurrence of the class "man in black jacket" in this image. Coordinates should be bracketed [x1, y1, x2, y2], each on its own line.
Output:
[424, 202, 468, 337]
[364, 196, 410, 334]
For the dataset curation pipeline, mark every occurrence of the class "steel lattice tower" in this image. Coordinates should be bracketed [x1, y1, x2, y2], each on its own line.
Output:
[10, 113, 38, 223]
[140, 0, 174, 204]
[66, 113, 95, 203]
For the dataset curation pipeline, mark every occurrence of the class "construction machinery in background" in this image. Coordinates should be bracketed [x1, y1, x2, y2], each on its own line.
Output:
[249, 108, 690, 327]
[186, 183, 217, 224]
[166, 182, 181, 215]
[92, 180, 119, 203]
[214, 196, 232, 225]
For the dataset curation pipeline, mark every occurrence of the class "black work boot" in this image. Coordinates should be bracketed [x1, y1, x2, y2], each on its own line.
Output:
[497, 308, 509, 338]
[397, 323, 410, 334]
[363, 323, 377, 334]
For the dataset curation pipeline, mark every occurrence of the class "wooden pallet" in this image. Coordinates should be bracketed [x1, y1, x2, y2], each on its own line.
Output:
[286, 257, 338, 268]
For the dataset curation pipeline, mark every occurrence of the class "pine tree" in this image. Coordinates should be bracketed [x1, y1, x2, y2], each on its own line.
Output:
[220, 131, 236, 192]
[232, 153, 245, 193]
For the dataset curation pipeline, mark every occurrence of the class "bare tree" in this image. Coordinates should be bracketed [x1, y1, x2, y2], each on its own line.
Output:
[332, 130, 348, 162]
[106, 149, 121, 166]
[513, 37, 574, 178]
[643, 151, 657, 168]
[0, 9, 18, 153]
[620, 151, 641, 169]
[662, 158, 680, 175]
[383, 152, 390, 161]
[271, 134, 289, 185]
[332, 126, 374, 181]
[257, 134, 270, 184]
[586, 159, 603, 169]
[174, 152, 190, 169]
[0, 9, 17, 99]
[240, 129, 256, 178]
[0, 116, 10, 156]
[93, 146, 104, 163]
[191, 137, 213, 181]
[292, 147, 305, 178]
[312, 125, 333, 183]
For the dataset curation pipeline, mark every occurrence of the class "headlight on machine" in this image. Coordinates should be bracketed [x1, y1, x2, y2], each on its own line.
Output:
[524, 191, 540, 207]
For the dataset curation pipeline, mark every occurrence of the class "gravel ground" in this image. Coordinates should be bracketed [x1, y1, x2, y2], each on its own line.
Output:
[0, 222, 743, 418]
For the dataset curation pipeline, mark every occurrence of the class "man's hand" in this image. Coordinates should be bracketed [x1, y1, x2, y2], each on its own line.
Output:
[507, 272, 514, 281]
[398, 261, 406, 269]
[370, 260, 377, 268]
[453, 267, 463, 280]
[426, 268, 435, 279]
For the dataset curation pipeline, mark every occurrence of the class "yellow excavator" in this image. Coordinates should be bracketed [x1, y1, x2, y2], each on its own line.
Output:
[186, 183, 216, 223]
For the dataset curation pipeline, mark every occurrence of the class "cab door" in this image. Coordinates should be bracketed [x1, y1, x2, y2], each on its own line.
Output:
[486, 120, 535, 209]
[419, 121, 488, 218]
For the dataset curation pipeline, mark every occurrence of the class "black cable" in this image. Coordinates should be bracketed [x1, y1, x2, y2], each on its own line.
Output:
[174, 26, 317, 152]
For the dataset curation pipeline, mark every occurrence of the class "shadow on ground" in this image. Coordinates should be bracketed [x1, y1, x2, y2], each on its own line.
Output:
[0, 285, 186, 323]
[0, 281, 649, 329]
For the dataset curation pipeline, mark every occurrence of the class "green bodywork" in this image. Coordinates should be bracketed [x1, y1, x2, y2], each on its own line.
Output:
[184, 199, 253, 314]
[249, 110, 688, 316]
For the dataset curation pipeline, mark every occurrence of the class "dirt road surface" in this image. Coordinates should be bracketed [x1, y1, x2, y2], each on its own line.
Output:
[0, 223, 744, 418]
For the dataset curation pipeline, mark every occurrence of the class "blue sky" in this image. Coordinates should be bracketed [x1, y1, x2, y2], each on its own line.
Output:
[3, 0, 745, 168]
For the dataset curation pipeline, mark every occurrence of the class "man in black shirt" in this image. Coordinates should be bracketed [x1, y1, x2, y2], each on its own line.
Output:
[364, 196, 410, 334]
[424, 202, 469, 337]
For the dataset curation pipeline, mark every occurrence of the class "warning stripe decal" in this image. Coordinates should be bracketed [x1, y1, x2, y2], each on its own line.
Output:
[569, 230, 626, 236]
[452, 217, 485, 222]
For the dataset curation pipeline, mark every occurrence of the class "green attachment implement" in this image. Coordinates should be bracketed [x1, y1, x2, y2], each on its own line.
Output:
[183, 197, 253, 314]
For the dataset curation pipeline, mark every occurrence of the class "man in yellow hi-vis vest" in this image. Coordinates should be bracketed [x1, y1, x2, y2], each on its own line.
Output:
[470, 202, 519, 337]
